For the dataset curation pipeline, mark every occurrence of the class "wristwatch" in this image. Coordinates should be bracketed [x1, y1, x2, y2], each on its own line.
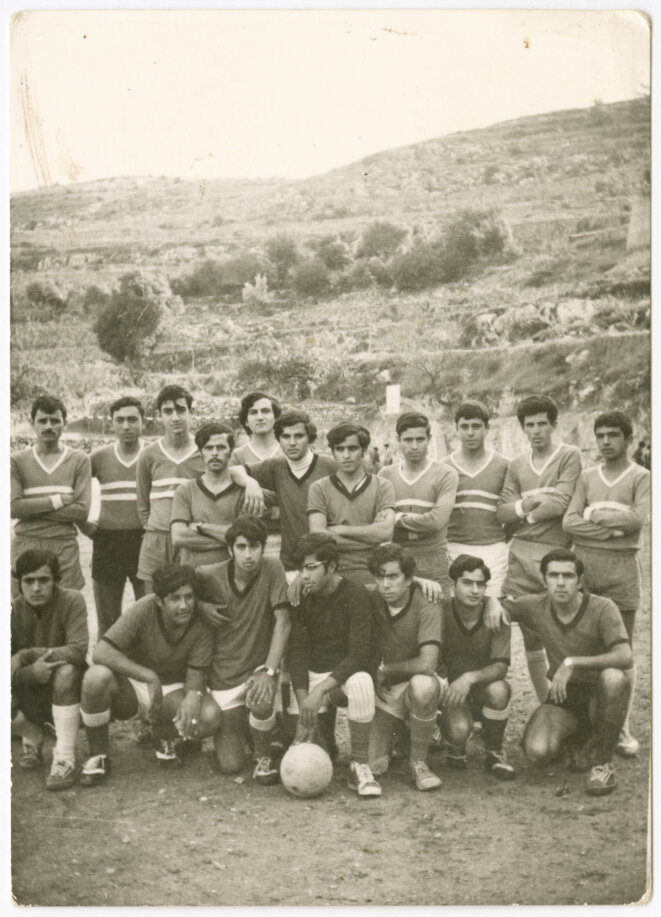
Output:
[264, 666, 279, 678]
[563, 657, 575, 669]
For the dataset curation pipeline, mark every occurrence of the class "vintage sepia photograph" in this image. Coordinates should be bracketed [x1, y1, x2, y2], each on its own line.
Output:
[8, 8, 651, 907]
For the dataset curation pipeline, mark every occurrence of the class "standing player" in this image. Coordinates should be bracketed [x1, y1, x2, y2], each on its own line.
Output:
[232, 391, 283, 558]
[510, 550, 632, 796]
[438, 555, 515, 779]
[11, 395, 91, 591]
[445, 401, 510, 598]
[367, 544, 443, 791]
[195, 518, 291, 785]
[246, 410, 337, 576]
[11, 550, 88, 790]
[308, 423, 395, 587]
[136, 385, 203, 592]
[79, 565, 219, 783]
[497, 395, 582, 701]
[288, 534, 381, 797]
[83, 396, 146, 634]
[563, 411, 650, 757]
[379, 412, 458, 592]
[171, 422, 250, 567]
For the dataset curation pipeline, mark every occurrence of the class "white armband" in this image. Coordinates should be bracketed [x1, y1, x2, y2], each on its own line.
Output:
[514, 499, 526, 519]
[50, 494, 64, 510]
[583, 506, 594, 522]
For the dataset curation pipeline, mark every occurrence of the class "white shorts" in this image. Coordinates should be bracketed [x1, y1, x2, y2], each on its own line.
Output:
[446, 541, 509, 598]
[128, 679, 183, 718]
[375, 673, 448, 721]
[285, 671, 334, 714]
[211, 682, 249, 712]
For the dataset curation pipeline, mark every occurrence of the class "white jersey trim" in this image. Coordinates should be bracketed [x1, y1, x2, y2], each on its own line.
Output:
[100, 481, 138, 491]
[597, 463, 637, 489]
[528, 443, 565, 476]
[23, 485, 74, 495]
[454, 501, 497, 513]
[394, 498, 435, 509]
[113, 441, 145, 469]
[589, 500, 632, 513]
[396, 460, 435, 486]
[158, 439, 198, 465]
[31, 445, 69, 475]
[449, 450, 494, 479]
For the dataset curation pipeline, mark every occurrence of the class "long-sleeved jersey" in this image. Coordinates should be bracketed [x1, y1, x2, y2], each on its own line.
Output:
[563, 462, 650, 554]
[11, 446, 91, 541]
[379, 461, 458, 554]
[90, 442, 145, 530]
[445, 451, 508, 545]
[497, 443, 582, 546]
[136, 440, 204, 533]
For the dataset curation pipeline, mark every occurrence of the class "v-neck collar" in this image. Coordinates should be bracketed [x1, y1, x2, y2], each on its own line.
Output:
[598, 462, 635, 489]
[113, 440, 144, 469]
[245, 440, 282, 462]
[450, 450, 493, 479]
[286, 452, 319, 485]
[228, 559, 260, 597]
[196, 476, 237, 501]
[330, 473, 371, 501]
[379, 586, 415, 624]
[451, 599, 485, 637]
[529, 442, 564, 476]
[155, 604, 196, 646]
[32, 445, 68, 475]
[550, 592, 590, 632]
[397, 460, 434, 486]
[158, 438, 198, 465]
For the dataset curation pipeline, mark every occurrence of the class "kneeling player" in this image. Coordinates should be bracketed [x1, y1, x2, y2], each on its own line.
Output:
[79, 565, 219, 784]
[194, 518, 291, 785]
[511, 549, 632, 796]
[367, 544, 443, 791]
[288, 534, 380, 798]
[439, 555, 515, 780]
[11, 550, 88, 791]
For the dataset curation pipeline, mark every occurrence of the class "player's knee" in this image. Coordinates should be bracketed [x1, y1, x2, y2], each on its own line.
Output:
[82, 664, 114, 701]
[443, 712, 472, 746]
[483, 680, 511, 710]
[249, 700, 275, 721]
[522, 723, 559, 765]
[344, 672, 375, 722]
[52, 663, 82, 697]
[199, 698, 222, 734]
[599, 668, 628, 697]
[408, 674, 439, 708]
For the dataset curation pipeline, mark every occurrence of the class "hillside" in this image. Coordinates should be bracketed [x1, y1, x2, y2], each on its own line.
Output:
[10, 96, 651, 435]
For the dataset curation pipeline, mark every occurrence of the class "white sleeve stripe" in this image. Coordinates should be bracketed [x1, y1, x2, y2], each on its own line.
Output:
[100, 494, 139, 502]
[23, 486, 74, 495]
[150, 491, 177, 500]
[152, 477, 190, 487]
[100, 481, 137, 491]
[457, 489, 499, 499]
[394, 499, 435, 509]
[452, 502, 497, 513]
[589, 501, 632, 512]
[521, 487, 558, 497]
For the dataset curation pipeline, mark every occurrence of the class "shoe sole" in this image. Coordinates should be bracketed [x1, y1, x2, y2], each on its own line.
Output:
[415, 780, 442, 791]
[80, 775, 107, 787]
[46, 778, 76, 791]
[347, 782, 382, 798]
[490, 768, 516, 781]
[586, 783, 616, 796]
[616, 745, 640, 759]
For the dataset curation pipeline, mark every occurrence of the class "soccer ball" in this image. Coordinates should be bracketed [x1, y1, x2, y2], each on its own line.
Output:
[280, 742, 333, 798]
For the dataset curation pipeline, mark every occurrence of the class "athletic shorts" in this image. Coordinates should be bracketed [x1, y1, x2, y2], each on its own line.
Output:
[12, 682, 54, 726]
[440, 681, 506, 720]
[285, 671, 338, 715]
[263, 534, 282, 560]
[447, 541, 509, 598]
[573, 546, 641, 614]
[337, 566, 375, 588]
[92, 528, 144, 586]
[546, 680, 594, 728]
[137, 531, 177, 581]
[11, 535, 83, 592]
[375, 673, 448, 720]
[127, 678, 184, 718]
[503, 539, 558, 652]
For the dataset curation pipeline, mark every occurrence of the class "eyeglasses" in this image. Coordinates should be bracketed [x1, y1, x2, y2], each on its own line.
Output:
[297, 561, 325, 573]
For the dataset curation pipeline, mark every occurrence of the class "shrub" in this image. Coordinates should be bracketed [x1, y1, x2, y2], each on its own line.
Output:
[391, 242, 447, 292]
[356, 221, 407, 259]
[308, 234, 351, 270]
[266, 234, 299, 287]
[242, 273, 272, 306]
[95, 273, 163, 369]
[292, 258, 331, 298]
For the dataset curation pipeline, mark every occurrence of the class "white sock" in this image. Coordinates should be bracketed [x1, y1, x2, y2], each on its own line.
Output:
[52, 704, 80, 764]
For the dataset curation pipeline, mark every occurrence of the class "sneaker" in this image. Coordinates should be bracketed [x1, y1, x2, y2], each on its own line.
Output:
[45, 759, 76, 791]
[18, 742, 42, 770]
[155, 739, 183, 769]
[370, 755, 390, 778]
[348, 762, 382, 798]
[135, 722, 154, 747]
[616, 729, 640, 758]
[566, 737, 596, 773]
[586, 762, 617, 796]
[253, 756, 279, 786]
[410, 760, 442, 791]
[80, 754, 110, 786]
[446, 744, 468, 769]
[485, 750, 516, 781]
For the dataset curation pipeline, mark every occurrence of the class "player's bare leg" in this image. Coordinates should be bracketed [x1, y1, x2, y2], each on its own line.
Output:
[522, 704, 578, 766]
[368, 707, 398, 776]
[93, 581, 125, 636]
[480, 681, 515, 780]
[407, 675, 442, 790]
[585, 668, 630, 796]
[46, 663, 83, 791]
[441, 703, 473, 769]
[342, 672, 381, 798]
[617, 610, 639, 757]
[80, 666, 136, 786]
[214, 707, 250, 775]
[249, 700, 279, 785]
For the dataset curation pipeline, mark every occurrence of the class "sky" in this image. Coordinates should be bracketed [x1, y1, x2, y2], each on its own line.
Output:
[9, 8, 650, 192]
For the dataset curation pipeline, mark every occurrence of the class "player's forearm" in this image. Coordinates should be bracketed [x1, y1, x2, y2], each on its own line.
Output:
[562, 510, 615, 541]
[265, 612, 291, 672]
[52, 501, 91, 522]
[44, 643, 88, 667]
[332, 520, 393, 544]
[496, 500, 523, 524]
[527, 494, 572, 523]
[399, 497, 455, 534]
[93, 640, 157, 683]
[383, 655, 436, 681]
[461, 662, 508, 687]
[11, 496, 59, 517]
[228, 464, 250, 486]
[171, 523, 218, 549]
[566, 644, 633, 673]
[183, 667, 207, 695]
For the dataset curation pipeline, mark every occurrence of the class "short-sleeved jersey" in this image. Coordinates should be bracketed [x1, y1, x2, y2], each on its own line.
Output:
[563, 462, 650, 554]
[11, 587, 89, 668]
[438, 598, 510, 683]
[288, 577, 373, 690]
[379, 461, 458, 554]
[136, 440, 204, 533]
[250, 454, 337, 570]
[307, 474, 396, 575]
[195, 557, 289, 690]
[11, 446, 92, 541]
[498, 443, 582, 546]
[370, 585, 441, 684]
[101, 595, 214, 685]
[509, 592, 629, 686]
[232, 441, 283, 467]
[91, 442, 145, 530]
[170, 477, 245, 566]
[445, 451, 509, 545]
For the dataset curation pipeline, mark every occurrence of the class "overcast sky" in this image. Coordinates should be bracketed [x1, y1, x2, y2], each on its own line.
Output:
[9, 9, 650, 192]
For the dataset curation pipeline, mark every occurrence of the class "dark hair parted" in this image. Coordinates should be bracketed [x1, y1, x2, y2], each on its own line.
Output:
[152, 564, 198, 600]
[516, 395, 558, 427]
[195, 422, 235, 452]
[156, 384, 193, 411]
[110, 396, 145, 418]
[448, 553, 491, 583]
[274, 410, 317, 444]
[13, 549, 62, 583]
[593, 411, 633, 440]
[454, 400, 490, 426]
[540, 548, 584, 578]
[292, 533, 339, 569]
[238, 391, 282, 433]
[31, 394, 67, 422]
[327, 422, 371, 452]
[226, 516, 268, 549]
[367, 543, 416, 579]
[396, 412, 431, 437]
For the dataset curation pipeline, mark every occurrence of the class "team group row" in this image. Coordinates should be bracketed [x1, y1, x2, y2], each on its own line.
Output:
[10, 386, 649, 798]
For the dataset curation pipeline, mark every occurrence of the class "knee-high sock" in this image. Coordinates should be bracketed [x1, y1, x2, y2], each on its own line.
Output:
[482, 704, 509, 752]
[249, 711, 277, 758]
[621, 666, 636, 736]
[348, 719, 371, 764]
[81, 708, 111, 756]
[409, 711, 436, 763]
[52, 704, 80, 765]
[526, 650, 550, 703]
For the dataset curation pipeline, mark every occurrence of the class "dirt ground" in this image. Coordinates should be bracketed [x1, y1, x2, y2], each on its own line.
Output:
[11, 530, 651, 907]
